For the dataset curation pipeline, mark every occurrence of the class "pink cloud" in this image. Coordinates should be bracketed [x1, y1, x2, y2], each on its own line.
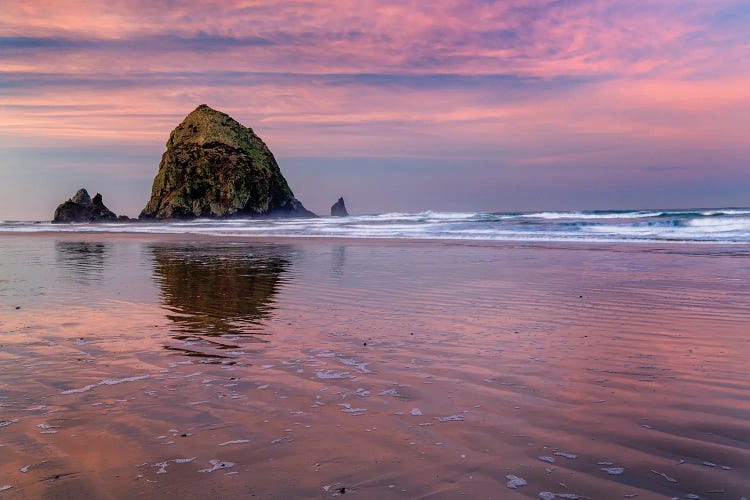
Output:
[1, 0, 748, 168]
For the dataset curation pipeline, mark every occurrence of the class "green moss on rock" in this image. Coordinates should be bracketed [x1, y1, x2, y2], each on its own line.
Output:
[140, 104, 315, 219]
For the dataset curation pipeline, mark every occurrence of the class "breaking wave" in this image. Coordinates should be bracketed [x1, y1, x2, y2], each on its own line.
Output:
[2, 208, 750, 244]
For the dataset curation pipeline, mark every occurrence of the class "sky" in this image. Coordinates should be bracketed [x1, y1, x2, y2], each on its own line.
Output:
[1, 0, 749, 219]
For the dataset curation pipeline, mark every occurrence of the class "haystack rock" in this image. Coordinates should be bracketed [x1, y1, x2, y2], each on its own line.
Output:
[330, 197, 349, 217]
[139, 104, 315, 219]
[52, 188, 118, 223]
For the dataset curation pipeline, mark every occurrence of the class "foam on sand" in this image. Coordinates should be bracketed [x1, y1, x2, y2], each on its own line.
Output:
[505, 475, 527, 489]
[61, 375, 150, 394]
[539, 493, 591, 500]
[315, 370, 350, 379]
[338, 403, 367, 414]
[650, 469, 677, 483]
[378, 389, 401, 397]
[218, 440, 250, 446]
[339, 358, 373, 373]
[199, 460, 235, 473]
[435, 414, 464, 422]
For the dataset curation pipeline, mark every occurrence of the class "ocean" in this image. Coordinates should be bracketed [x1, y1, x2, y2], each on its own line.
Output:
[3, 208, 750, 243]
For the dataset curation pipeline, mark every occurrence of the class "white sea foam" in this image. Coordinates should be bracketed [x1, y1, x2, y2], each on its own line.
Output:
[338, 403, 367, 414]
[315, 370, 350, 379]
[539, 494, 589, 500]
[219, 440, 250, 446]
[3, 208, 749, 244]
[378, 389, 400, 397]
[518, 211, 657, 220]
[339, 359, 372, 373]
[435, 414, 464, 422]
[199, 459, 234, 473]
[505, 475, 526, 489]
[61, 375, 150, 394]
[651, 469, 677, 482]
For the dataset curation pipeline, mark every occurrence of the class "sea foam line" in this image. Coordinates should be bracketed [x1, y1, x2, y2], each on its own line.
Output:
[61, 375, 150, 395]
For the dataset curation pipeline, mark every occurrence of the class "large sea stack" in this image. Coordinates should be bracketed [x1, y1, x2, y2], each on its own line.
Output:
[53, 188, 118, 223]
[140, 104, 315, 219]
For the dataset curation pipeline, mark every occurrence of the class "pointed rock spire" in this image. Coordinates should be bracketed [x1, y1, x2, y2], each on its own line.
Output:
[331, 197, 349, 217]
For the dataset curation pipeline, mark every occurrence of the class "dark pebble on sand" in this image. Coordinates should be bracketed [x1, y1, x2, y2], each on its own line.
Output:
[339, 487, 346, 494]
[15, 306, 20, 310]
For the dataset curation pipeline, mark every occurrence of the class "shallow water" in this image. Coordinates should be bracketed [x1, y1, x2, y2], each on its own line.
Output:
[0, 235, 748, 498]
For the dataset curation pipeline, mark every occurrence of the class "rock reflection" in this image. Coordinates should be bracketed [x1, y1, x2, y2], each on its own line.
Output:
[55, 241, 109, 283]
[331, 245, 347, 276]
[150, 244, 292, 342]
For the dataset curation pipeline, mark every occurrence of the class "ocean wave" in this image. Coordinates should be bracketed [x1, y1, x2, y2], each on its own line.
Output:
[2, 208, 749, 244]
[373, 210, 478, 220]
[687, 217, 750, 232]
[514, 210, 674, 220]
[700, 209, 750, 216]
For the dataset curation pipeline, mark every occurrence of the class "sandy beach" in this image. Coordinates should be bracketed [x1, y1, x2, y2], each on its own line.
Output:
[0, 232, 748, 498]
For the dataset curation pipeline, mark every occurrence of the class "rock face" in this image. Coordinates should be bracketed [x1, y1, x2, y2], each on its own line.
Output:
[140, 104, 315, 219]
[330, 197, 349, 217]
[53, 188, 118, 223]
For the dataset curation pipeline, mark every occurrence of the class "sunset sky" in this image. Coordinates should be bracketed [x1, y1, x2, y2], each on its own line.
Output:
[1, 0, 749, 219]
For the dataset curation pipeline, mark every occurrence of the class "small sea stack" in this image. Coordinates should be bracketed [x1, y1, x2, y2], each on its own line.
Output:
[52, 188, 118, 223]
[331, 197, 349, 217]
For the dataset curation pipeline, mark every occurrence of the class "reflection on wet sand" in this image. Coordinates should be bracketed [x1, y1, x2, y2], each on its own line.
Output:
[55, 241, 109, 283]
[330, 245, 346, 276]
[150, 245, 292, 345]
[1, 235, 748, 498]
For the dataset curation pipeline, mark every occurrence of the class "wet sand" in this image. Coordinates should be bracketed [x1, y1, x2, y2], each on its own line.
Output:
[0, 233, 748, 498]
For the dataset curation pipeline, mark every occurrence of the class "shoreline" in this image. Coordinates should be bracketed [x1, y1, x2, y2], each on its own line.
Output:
[1, 230, 749, 256]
